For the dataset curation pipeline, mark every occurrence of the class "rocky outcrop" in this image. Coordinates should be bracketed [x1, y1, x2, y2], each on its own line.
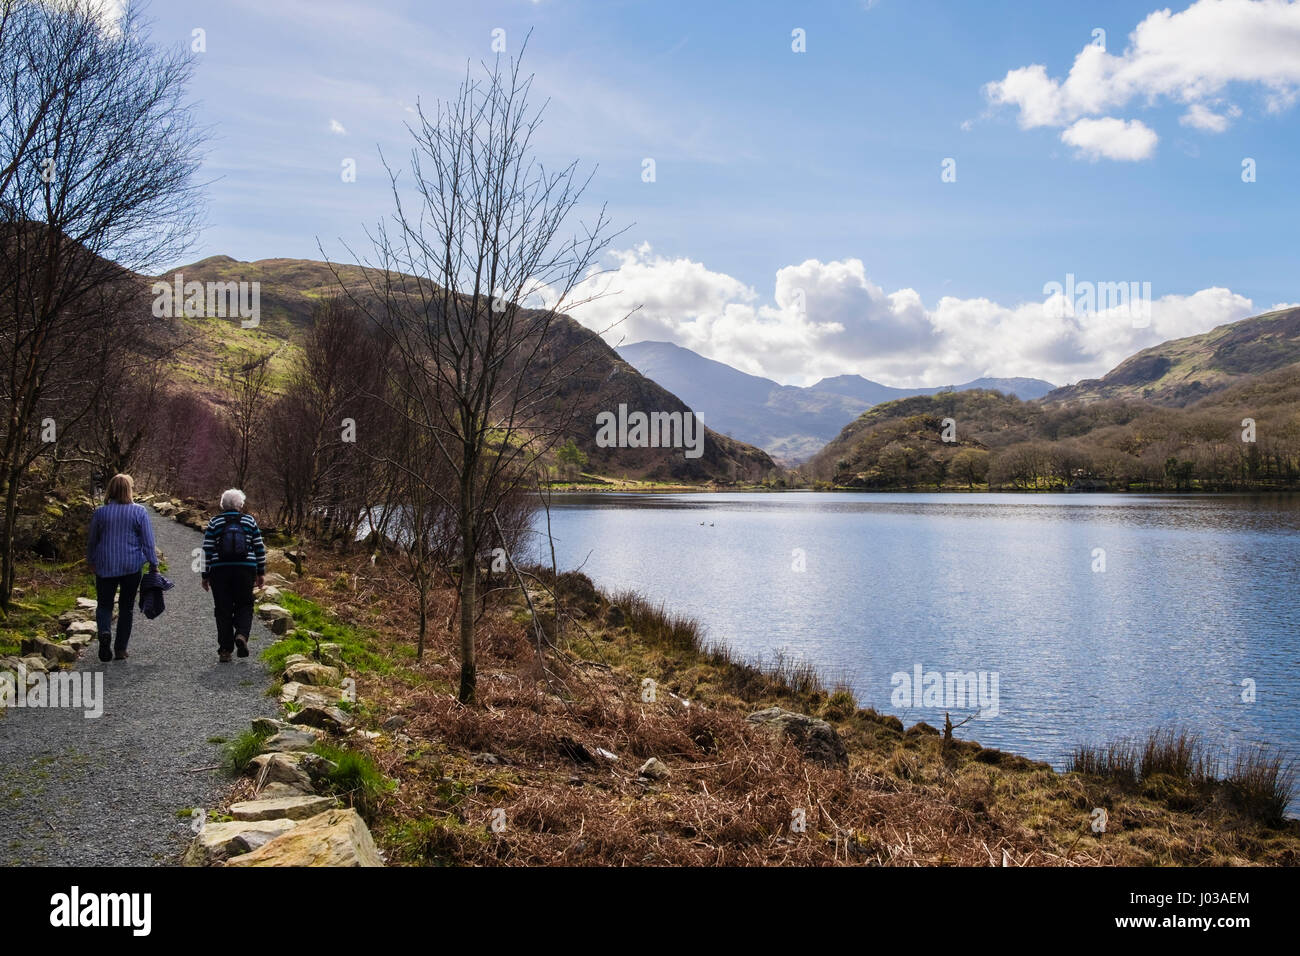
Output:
[747, 707, 849, 768]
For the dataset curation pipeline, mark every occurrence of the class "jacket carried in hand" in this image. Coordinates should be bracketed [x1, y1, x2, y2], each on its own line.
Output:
[138, 570, 175, 620]
[201, 510, 267, 579]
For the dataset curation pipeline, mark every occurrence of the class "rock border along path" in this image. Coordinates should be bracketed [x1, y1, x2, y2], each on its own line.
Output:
[0, 505, 280, 866]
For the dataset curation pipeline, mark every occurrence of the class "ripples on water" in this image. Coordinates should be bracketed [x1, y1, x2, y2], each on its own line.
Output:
[538, 492, 1300, 799]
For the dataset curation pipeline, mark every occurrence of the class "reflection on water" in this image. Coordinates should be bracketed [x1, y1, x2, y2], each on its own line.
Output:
[538, 492, 1300, 798]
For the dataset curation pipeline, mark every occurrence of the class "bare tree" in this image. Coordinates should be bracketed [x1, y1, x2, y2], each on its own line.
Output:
[221, 351, 273, 490]
[0, 0, 202, 606]
[340, 47, 621, 703]
[265, 297, 385, 537]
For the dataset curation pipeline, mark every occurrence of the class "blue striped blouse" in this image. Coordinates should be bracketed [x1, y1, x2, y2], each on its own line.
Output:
[86, 502, 158, 579]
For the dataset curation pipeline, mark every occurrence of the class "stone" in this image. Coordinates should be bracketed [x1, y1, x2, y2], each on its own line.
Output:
[381, 715, 408, 731]
[182, 819, 298, 866]
[289, 705, 352, 732]
[58, 609, 92, 628]
[298, 753, 338, 785]
[257, 604, 294, 635]
[19, 655, 49, 674]
[22, 635, 77, 664]
[261, 571, 292, 589]
[263, 549, 296, 577]
[75, 597, 98, 609]
[257, 781, 313, 800]
[280, 682, 346, 708]
[284, 660, 340, 686]
[255, 752, 315, 794]
[263, 728, 319, 752]
[747, 707, 849, 768]
[44, 641, 79, 664]
[65, 633, 93, 650]
[228, 793, 337, 822]
[255, 585, 283, 603]
[316, 642, 344, 669]
[65, 620, 99, 636]
[223, 808, 382, 867]
[251, 716, 293, 736]
[637, 757, 671, 780]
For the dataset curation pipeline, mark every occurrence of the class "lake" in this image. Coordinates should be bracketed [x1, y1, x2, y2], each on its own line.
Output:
[535, 491, 1300, 787]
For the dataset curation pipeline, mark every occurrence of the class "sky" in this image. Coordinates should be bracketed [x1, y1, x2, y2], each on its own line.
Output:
[134, 0, 1300, 388]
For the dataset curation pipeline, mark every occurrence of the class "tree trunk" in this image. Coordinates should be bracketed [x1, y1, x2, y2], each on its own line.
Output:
[0, 470, 22, 610]
[458, 492, 477, 704]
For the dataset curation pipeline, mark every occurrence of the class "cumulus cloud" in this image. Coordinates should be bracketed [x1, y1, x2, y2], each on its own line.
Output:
[560, 245, 1259, 388]
[328, 119, 347, 135]
[1179, 102, 1240, 130]
[1060, 117, 1158, 160]
[985, 0, 1300, 158]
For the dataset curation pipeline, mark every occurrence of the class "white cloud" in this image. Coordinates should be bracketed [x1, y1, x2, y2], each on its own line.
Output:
[328, 118, 347, 135]
[1060, 117, 1158, 161]
[986, 0, 1300, 158]
[1179, 102, 1240, 130]
[562, 245, 1259, 388]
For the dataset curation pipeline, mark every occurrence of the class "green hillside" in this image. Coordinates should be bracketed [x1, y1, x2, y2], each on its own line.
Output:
[1047, 306, 1300, 405]
[154, 256, 777, 484]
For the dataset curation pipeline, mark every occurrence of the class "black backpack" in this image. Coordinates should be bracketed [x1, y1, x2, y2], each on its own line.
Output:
[216, 517, 248, 563]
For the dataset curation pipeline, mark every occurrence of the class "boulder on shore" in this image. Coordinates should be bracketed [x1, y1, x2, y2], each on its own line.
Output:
[747, 706, 849, 768]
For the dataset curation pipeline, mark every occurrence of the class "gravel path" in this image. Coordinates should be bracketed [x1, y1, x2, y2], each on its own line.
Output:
[0, 508, 278, 865]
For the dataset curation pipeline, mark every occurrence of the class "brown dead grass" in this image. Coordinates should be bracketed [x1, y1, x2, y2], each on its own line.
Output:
[279, 550, 1300, 867]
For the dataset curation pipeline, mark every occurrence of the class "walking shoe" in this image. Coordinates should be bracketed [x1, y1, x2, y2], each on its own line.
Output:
[98, 633, 112, 663]
[234, 634, 249, 658]
[218, 650, 232, 663]
[114, 649, 128, 660]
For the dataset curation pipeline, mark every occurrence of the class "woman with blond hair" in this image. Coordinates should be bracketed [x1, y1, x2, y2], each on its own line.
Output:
[85, 473, 158, 662]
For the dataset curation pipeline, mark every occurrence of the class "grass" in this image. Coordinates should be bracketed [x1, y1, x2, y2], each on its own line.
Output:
[0, 565, 93, 656]
[1069, 727, 1298, 826]
[222, 728, 272, 775]
[258, 592, 390, 676]
[309, 741, 393, 818]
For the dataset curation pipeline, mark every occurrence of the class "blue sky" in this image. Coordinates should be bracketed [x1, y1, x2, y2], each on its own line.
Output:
[143, 0, 1300, 386]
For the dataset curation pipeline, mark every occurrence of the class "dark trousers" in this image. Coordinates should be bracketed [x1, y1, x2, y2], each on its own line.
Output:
[208, 565, 255, 652]
[95, 572, 142, 652]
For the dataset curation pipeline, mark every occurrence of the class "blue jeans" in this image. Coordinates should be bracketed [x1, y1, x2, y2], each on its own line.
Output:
[95, 571, 142, 651]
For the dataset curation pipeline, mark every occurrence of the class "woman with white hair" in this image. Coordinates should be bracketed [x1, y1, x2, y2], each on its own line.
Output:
[201, 488, 266, 663]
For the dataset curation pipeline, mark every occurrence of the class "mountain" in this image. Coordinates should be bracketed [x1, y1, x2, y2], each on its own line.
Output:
[158, 257, 777, 484]
[616, 340, 1054, 463]
[1045, 306, 1300, 406]
[806, 304, 1300, 491]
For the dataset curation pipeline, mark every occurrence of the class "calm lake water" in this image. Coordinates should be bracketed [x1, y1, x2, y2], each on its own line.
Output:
[536, 492, 1300, 786]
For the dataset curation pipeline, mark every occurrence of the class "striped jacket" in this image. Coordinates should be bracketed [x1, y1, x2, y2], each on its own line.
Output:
[86, 502, 158, 579]
[201, 510, 267, 578]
